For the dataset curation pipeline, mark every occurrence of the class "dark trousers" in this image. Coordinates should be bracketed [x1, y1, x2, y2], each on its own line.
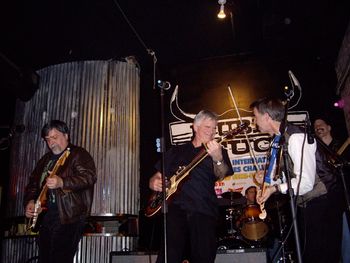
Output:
[38, 208, 85, 263]
[156, 205, 218, 263]
[298, 192, 343, 263]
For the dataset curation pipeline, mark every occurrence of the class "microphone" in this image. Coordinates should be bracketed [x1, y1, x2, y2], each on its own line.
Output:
[306, 119, 314, 144]
[288, 70, 301, 91]
[157, 80, 171, 90]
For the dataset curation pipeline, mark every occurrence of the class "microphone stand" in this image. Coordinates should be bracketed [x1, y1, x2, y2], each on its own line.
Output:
[279, 92, 303, 263]
[159, 82, 168, 263]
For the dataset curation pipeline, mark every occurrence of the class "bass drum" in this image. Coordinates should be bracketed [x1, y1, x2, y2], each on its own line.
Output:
[240, 205, 269, 241]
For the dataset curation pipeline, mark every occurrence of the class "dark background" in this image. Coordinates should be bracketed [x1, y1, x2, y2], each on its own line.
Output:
[1, 0, 350, 250]
[1, 0, 349, 127]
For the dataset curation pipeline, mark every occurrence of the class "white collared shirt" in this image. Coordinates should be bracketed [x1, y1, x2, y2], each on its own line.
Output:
[274, 133, 316, 195]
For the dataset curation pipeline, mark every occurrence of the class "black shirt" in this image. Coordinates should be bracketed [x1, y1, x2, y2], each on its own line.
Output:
[155, 142, 233, 217]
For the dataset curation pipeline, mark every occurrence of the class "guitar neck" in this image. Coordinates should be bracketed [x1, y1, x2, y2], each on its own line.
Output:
[37, 163, 58, 204]
[37, 149, 70, 203]
[37, 185, 49, 203]
[337, 137, 350, 156]
[48, 164, 60, 178]
[176, 124, 247, 180]
[174, 148, 208, 181]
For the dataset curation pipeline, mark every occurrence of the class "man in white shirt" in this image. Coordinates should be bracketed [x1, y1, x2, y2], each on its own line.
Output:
[251, 97, 342, 263]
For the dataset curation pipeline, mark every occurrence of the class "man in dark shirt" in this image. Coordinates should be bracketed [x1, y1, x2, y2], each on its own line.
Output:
[149, 110, 233, 263]
[314, 117, 350, 263]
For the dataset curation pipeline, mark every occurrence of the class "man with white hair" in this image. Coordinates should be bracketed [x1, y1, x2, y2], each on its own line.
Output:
[149, 110, 233, 263]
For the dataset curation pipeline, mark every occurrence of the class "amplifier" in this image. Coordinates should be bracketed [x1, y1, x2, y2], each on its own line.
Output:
[216, 249, 267, 263]
[110, 252, 157, 263]
[110, 249, 266, 263]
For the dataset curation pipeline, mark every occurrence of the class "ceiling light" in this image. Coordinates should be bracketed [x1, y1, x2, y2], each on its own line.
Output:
[217, 0, 226, 19]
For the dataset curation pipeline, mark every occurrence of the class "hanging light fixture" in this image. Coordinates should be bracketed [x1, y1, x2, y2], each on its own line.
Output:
[217, 0, 226, 19]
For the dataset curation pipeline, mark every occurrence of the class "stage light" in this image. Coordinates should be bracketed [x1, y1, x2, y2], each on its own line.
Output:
[334, 99, 345, 108]
[217, 0, 226, 19]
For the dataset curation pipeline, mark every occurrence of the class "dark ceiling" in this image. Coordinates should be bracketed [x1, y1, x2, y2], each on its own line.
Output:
[1, 0, 349, 68]
[0, 0, 350, 126]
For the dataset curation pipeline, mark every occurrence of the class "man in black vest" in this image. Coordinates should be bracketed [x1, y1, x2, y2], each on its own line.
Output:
[251, 97, 342, 263]
[314, 117, 349, 263]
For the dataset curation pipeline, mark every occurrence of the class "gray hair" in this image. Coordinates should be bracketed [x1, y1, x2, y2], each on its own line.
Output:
[41, 120, 70, 139]
[250, 97, 285, 122]
[193, 110, 218, 126]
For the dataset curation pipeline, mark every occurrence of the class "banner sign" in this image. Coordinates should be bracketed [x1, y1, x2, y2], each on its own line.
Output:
[168, 86, 309, 198]
[169, 116, 270, 197]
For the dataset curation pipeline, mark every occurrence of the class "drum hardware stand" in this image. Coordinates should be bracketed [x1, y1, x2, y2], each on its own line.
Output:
[266, 199, 295, 263]
[225, 210, 236, 235]
[273, 201, 288, 262]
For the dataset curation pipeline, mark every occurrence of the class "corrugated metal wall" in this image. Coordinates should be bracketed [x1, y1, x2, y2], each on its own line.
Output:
[7, 60, 140, 217]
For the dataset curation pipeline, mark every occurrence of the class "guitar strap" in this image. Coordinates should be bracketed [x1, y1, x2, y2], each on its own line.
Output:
[39, 159, 54, 187]
[39, 156, 60, 204]
[265, 134, 281, 184]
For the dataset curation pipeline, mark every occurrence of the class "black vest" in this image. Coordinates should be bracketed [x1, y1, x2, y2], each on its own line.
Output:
[282, 125, 338, 205]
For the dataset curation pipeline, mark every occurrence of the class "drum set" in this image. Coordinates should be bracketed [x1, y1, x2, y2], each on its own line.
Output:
[217, 191, 277, 250]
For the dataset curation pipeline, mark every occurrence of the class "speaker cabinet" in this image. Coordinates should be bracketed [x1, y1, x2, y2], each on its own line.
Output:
[110, 249, 266, 263]
[110, 252, 157, 263]
[216, 249, 267, 263]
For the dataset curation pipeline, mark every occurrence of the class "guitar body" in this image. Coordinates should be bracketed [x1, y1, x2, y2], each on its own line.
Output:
[29, 200, 47, 233]
[144, 169, 187, 217]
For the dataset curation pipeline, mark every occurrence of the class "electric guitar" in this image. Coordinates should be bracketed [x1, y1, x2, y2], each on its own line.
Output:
[27, 148, 70, 232]
[144, 123, 248, 217]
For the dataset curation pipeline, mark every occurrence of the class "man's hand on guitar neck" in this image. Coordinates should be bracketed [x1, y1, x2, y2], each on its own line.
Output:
[254, 170, 264, 186]
[46, 174, 63, 189]
[206, 140, 223, 162]
[256, 185, 278, 204]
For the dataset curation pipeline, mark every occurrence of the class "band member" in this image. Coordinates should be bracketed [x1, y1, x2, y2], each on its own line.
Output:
[24, 120, 97, 263]
[251, 97, 342, 263]
[244, 185, 257, 205]
[314, 117, 342, 151]
[235, 186, 258, 228]
[314, 117, 350, 263]
[149, 110, 233, 263]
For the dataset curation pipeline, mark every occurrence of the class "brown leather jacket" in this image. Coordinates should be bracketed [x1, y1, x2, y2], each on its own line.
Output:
[24, 144, 97, 224]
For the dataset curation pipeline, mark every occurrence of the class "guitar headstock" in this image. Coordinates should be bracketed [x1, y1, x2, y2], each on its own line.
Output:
[223, 122, 248, 139]
[58, 148, 71, 166]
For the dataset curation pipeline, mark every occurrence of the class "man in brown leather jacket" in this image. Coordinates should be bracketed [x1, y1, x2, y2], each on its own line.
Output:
[24, 120, 96, 263]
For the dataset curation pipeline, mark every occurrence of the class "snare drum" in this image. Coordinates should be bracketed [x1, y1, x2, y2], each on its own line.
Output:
[240, 204, 269, 241]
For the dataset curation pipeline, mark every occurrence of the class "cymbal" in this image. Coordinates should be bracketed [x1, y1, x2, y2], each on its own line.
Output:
[221, 191, 243, 200]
